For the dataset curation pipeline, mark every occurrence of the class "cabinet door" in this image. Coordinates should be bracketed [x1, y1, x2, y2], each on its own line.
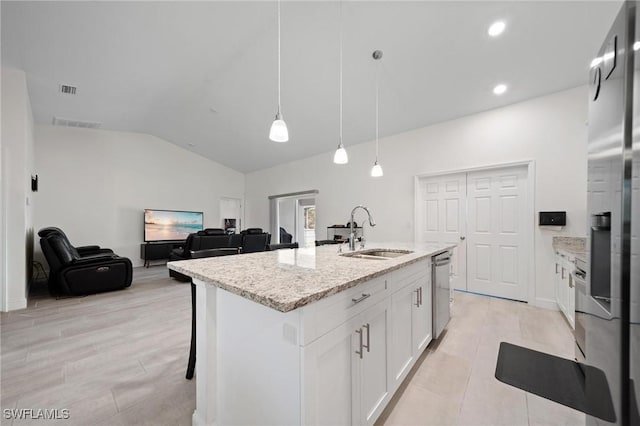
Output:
[357, 299, 391, 426]
[389, 283, 417, 389]
[412, 273, 432, 355]
[554, 259, 561, 307]
[567, 272, 575, 329]
[303, 317, 359, 426]
[558, 264, 568, 317]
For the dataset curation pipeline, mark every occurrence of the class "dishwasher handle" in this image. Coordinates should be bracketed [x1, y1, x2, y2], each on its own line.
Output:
[434, 258, 451, 267]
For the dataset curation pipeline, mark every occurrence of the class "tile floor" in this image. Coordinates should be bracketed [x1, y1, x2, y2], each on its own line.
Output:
[379, 291, 585, 426]
[1, 267, 584, 425]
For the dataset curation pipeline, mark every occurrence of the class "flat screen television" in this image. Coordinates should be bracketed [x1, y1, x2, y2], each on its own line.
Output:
[144, 209, 204, 242]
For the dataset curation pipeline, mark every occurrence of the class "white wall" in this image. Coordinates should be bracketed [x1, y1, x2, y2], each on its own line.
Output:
[1, 68, 35, 311]
[245, 86, 589, 308]
[34, 125, 245, 267]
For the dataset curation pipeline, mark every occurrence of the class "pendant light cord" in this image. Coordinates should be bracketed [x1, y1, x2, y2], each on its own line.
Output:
[339, 0, 343, 146]
[375, 57, 379, 161]
[277, 0, 282, 114]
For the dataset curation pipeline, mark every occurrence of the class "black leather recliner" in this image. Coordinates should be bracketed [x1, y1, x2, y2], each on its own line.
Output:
[169, 229, 241, 260]
[39, 229, 132, 296]
[38, 227, 114, 257]
[241, 228, 271, 253]
[169, 229, 242, 281]
[279, 227, 293, 244]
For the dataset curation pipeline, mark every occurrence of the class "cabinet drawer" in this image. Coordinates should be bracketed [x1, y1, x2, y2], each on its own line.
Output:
[301, 275, 388, 345]
[389, 259, 430, 292]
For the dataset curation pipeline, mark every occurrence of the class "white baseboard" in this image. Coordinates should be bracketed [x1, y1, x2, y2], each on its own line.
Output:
[192, 410, 205, 426]
[3, 296, 27, 312]
[531, 297, 559, 311]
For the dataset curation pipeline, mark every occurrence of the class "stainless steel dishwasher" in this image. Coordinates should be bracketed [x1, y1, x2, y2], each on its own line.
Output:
[432, 251, 452, 339]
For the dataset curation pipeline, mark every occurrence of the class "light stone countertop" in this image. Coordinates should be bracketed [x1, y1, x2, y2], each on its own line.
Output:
[552, 236, 587, 259]
[167, 242, 455, 312]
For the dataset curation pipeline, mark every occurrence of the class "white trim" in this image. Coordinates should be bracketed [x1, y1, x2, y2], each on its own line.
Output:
[526, 161, 536, 307]
[5, 297, 27, 311]
[414, 160, 536, 304]
[414, 159, 535, 179]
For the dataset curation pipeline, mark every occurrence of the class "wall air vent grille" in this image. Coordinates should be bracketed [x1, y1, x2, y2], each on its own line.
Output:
[59, 84, 77, 95]
[52, 116, 102, 129]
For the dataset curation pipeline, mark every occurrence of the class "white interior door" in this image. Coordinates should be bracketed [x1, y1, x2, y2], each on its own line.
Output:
[466, 166, 529, 301]
[219, 197, 242, 233]
[416, 173, 467, 291]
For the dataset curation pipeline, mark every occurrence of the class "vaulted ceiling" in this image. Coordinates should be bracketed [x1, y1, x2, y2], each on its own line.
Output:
[2, 1, 622, 172]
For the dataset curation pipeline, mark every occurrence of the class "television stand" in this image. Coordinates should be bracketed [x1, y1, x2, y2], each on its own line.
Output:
[140, 241, 185, 267]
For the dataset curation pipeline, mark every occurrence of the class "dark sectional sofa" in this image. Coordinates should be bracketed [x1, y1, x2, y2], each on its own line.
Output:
[168, 228, 271, 281]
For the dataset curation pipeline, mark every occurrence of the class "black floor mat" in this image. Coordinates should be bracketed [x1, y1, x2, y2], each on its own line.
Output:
[495, 342, 616, 423]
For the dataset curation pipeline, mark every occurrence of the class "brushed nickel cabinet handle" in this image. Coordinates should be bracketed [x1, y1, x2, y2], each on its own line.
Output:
[555, 263, 559, 274]
[363, 323, 370, 353]
[352, 293, 371, 304]
[355, 328, 363, 359]
[562, 267, 566, 279]
[419, 287, 423, 306]
[415, 289, 420, 307]
[569, 275, 574, 288]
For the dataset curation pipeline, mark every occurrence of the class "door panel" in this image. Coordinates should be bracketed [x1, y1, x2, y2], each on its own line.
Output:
[416, 173, 467, 290]
[467, 166, 528, 301]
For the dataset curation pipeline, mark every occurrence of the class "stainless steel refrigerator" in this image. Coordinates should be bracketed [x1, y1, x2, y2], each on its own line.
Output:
[585, 1, 639, 424]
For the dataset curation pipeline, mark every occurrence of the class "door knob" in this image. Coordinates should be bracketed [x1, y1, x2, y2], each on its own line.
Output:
[460, 236, 466, 241]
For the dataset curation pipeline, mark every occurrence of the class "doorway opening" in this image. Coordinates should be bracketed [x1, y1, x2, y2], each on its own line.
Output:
[269, 190, 318, 247]
[219, 197, 243, 234]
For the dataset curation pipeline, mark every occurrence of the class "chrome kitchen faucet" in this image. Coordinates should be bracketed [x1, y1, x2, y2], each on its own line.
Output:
[349, 205, 376, 251]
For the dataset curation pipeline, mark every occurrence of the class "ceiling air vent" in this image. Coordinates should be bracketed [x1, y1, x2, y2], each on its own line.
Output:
[52, 116, 102, 129]
[59, 84, 77, 95]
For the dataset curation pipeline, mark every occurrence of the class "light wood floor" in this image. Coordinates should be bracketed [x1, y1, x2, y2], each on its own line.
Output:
[2, 267, 584, 426]
[1, 266, 194, 426]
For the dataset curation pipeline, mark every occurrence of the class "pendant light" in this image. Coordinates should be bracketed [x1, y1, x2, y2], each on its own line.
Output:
[371, 50, 383, 177]
[333, 1, 348, 164]
[269, 0, 288, 142]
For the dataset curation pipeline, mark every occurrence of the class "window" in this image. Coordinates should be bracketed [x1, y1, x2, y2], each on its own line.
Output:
[304, 207, 316, 230]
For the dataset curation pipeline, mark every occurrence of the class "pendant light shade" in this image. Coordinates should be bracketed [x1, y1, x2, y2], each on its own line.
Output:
[370, 161, 383, 177]
[269, 112, 288, 143]
[270, 0, 288, 142]
[334, 143, 348, 164]
[333, 1, 348, 164]
[371, 50, 383, 177]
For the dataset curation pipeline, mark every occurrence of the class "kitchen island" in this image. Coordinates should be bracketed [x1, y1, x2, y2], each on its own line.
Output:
[168, 243, 454, 426]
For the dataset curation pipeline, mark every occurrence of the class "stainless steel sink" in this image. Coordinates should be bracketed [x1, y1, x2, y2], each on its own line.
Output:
[341, 249, 413, 260]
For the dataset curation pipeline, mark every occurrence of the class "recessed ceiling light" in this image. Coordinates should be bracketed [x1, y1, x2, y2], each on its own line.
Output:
[634, 41, 640, 51]
[493, 84, 507, 95]
[488, 21, 506, 37]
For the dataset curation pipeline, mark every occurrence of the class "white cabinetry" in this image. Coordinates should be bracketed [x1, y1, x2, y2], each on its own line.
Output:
[303, 298, 391, 426]
[304, 259, 432, 425]
[554, 250, 575, 329]
[389, 267, 432, 390]
[195, 258, 436, 426]
[357, 300, 390, 425]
